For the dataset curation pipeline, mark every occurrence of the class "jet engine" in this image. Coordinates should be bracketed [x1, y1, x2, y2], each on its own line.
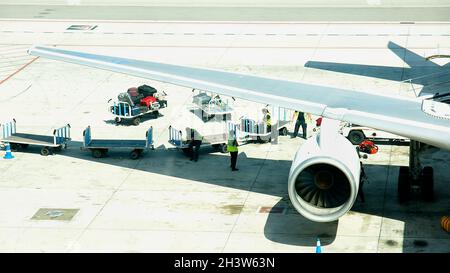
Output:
[288, 131, 361, 222]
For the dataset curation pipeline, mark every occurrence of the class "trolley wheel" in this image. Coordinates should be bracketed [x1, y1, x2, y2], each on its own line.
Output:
[420, 166, 434, 202]
[115, 117, 121, 124]
[20, 144, 29, 149]
[130, 149, 142, 160]
[279, 127, 288, 136]
[132, 117, 141, 126]
[10, 143, 19, 151]
[40, 147, 51, 156]
[257, 136, 271, 143]
[92, 149, 104, 158]
[220, 144, 228, 153]
[348, 130, 365, 145]
[398, 166, 411, 203]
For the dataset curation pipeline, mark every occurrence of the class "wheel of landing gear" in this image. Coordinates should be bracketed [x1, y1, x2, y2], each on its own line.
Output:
[398, 166, 411, 203]
[420, 166, 434, 202]
[348, 130, 365, 145]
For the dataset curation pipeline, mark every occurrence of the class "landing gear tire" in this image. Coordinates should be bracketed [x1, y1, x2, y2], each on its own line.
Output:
[348, 130, 365, 145]
[398, 166, 411, 203]
[132, 117, 141, 126]
[420, 166, 434, 202]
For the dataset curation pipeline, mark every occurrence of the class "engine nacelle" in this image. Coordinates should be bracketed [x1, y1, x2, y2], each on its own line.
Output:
[288, 132, 360, 222]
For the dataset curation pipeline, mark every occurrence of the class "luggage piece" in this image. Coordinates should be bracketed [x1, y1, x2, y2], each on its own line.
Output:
[193, 93, 211, 105]
[127, 87, 139, 97]
[138, 85, 158, 97]
[140, 96, 157, 107]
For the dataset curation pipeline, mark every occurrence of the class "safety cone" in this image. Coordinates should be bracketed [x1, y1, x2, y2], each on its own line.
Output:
[316, 237, 322, 253]
[3, 143, 14, 159]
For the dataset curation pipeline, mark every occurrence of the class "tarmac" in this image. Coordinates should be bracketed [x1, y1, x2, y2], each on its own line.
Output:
[0, 1, 449, 252]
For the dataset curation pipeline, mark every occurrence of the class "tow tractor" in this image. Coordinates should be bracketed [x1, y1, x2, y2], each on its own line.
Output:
[108, 85, 167, 126]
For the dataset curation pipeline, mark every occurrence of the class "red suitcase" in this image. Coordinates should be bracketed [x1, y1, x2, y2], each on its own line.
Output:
[127, 87, 139, 97]
[140, 96, 156, 106]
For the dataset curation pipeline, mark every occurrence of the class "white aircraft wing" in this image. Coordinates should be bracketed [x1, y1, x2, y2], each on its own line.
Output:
[28, 45, 450, 151]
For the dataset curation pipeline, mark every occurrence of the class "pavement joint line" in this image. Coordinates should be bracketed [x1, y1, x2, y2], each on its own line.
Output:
[221, 141, 272, 252]
[66, 156, 141, 252]
[376, 144, 395, 253]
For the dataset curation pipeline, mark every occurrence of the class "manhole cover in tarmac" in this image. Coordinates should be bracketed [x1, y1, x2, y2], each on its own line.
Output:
[31, 208, 79, 221]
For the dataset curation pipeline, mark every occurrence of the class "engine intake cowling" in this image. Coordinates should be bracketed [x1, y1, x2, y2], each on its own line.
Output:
[288, 133, 360, 222]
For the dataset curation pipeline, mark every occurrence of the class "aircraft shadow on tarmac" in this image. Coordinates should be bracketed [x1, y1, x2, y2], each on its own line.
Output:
[12, 140, 449, 251]
[305, 41, 450, 98]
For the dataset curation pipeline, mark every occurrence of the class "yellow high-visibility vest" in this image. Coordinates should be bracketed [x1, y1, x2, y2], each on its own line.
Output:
[227, 138, 238, 152]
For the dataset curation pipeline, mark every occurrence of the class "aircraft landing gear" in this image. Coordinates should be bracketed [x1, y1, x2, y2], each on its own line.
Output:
[397, 140, 434, 203]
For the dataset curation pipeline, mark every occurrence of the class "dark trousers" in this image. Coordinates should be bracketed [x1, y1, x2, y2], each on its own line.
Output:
[230, 151, 238, 169]
[294, 121, 307, 138]
[189, 140, 202, 161]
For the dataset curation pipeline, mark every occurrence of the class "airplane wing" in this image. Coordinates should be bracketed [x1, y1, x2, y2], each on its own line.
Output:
[28, 45, 450, 151]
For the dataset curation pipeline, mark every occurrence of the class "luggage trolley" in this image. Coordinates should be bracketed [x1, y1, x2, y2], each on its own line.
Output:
[237, 106, 291, 142]
[189, 91, 234, 122]
[81, 126, 154, 159]
[0, 119, 71, 156]
[168, 125, 230, 154]
[108, 85, 167, 126]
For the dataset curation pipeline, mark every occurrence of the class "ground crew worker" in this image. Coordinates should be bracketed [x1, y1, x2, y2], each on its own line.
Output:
[188, 128, 202, 162]
[228, 130, 239, 171]
[262, 108, 272, 133]
[292, 111, 307, 139]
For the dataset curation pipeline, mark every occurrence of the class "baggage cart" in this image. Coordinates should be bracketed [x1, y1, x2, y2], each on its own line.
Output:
[108, 87, 167, 126]
[168, 125, 229, 154]
[0, 119, 71, 156]
[81, 126, 154, 159]
[237, 106, 291, 142]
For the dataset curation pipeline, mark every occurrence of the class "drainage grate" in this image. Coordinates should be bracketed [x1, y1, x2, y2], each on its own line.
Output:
[67, 25, 97, 31]
[31, 208, 79, 221]
[257, 206, 286, 214]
